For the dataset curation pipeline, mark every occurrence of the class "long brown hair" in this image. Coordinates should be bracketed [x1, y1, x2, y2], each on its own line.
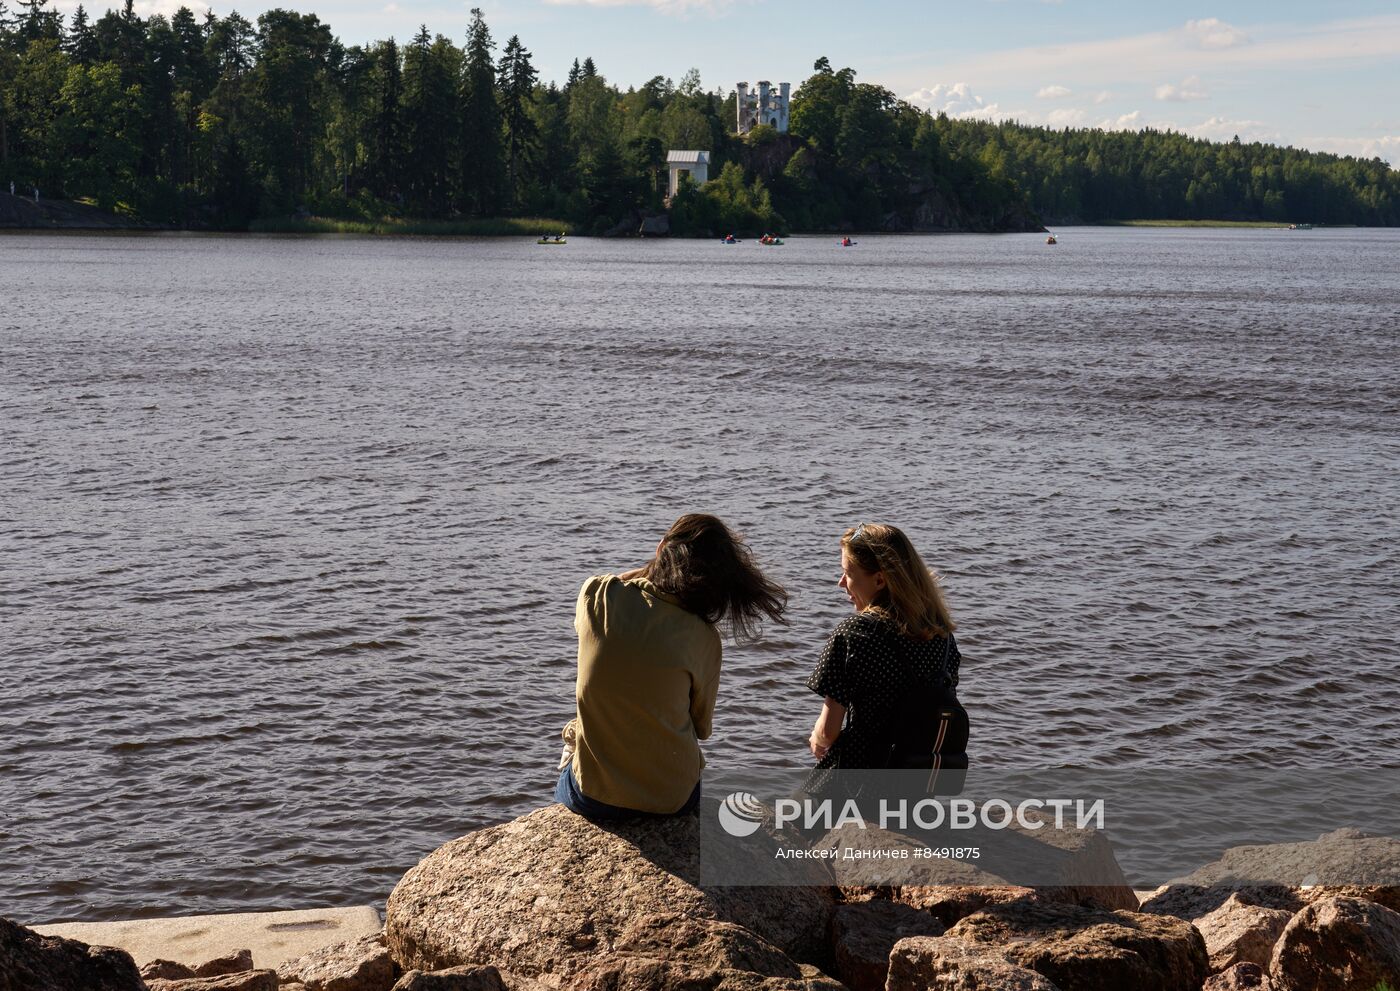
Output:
[642, 514, 787, 642]
[843, 522, 956, 639]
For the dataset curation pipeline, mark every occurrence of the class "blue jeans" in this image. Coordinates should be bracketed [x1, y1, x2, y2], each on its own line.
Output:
[554, 765, 701, 821]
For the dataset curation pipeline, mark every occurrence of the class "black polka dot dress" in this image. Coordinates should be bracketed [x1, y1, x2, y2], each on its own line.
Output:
[803, 611, 961, 796]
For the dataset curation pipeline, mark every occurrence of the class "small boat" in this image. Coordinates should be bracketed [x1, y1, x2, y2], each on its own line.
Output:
[1289, 223, 1313, 230]
[837, 238, 857, 247]
[1046, 234, 1057, 244]
[721, 237, 741, 244]
[759, 236, 785, 246]
[537, 234, 568, 244]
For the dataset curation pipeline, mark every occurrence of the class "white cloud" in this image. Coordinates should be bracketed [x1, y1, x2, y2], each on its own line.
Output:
[1099, 110, 1143, 129]
[1047, 107, 1085, 127]
[54, 0, 208, 14]
[1184, 17, 1250, 49]
[897, 14, 1400, 88]
[383, 2, 400, 11]
[905, 82, 1018, 121]
[1155, 75, 1208, 102]
[1037, 84, 1072, 99]
[1093, 90, 1114, 105]
[1189, 116, 1280, 142]
[1297, 134, 1400, 165]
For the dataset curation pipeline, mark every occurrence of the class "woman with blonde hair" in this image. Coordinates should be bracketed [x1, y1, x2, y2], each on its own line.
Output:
[805, 522, 967, 791]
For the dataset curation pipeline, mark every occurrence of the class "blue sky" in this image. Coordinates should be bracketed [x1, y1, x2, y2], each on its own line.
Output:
[108, 0, 1400, 165]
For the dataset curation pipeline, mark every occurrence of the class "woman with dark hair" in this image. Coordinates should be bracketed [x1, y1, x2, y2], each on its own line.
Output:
[556, 513, 787, 820]
[804, 523, 967, 796]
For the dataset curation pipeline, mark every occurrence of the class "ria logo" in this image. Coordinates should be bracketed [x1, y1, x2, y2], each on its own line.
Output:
[718, 792, 765, 837]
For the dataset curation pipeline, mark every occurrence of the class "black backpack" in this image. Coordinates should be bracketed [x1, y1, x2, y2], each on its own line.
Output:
[885, 681, 969, 794]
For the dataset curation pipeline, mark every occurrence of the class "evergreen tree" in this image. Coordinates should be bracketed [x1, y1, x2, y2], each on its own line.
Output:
[564, 56, 579, 91]
[580, 56, 595, 79]
[15, 0, 62, 43]
[367, 36, 402, 200]
[496, 33, 535, 206]
[458, 6, 502, 214]
[401, 24, 456, 214]
[64, 4, 97, 62]
[248, 9, 333, 209]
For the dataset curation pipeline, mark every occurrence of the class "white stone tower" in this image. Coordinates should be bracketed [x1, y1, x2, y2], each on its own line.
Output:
[736, 80, 790, 134]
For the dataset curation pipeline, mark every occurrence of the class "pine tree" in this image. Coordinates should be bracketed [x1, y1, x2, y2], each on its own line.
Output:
[368, 36, 402, 200]
[15, 0, 62, 42]
[580, 56, 596, 79]
[564, 57, 579, 91]
[402, 25, 457, 215]
[496, 33, 536, 206]
[64, 3, 96, 62]
[458, 6, 502, 215]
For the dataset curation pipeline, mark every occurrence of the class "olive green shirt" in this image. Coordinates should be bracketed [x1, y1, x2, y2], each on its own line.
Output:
[567, 574, 722, 813]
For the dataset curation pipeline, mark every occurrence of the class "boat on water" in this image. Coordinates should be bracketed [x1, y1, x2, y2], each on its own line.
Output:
[537, 233, 568, 244]
[1289, 223, 1313, 230]
[759, 234, 784, 245]
[837, 237, 857, 247]
[1046, 234, 1057, 244]
[721, 235, 742, 244]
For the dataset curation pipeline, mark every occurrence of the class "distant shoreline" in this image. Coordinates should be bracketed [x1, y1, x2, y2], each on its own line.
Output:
[1, 212, 1373, 237]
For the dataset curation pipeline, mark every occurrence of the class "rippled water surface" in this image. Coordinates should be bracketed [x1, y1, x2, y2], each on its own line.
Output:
[3, 228, 1398, 922]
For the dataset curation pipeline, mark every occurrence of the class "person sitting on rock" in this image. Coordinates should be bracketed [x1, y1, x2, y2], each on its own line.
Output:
[556, 514, 787, 820]
[804, 523, 967, 803]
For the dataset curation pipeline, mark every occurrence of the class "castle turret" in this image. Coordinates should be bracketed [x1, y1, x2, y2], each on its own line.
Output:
[735, 79, 790, 135]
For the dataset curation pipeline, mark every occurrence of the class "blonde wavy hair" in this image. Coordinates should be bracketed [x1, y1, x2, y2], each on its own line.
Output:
[842, 522, 956, 639]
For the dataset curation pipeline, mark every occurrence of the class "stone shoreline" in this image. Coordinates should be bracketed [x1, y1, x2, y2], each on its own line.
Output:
[6, 807, 1400, 991]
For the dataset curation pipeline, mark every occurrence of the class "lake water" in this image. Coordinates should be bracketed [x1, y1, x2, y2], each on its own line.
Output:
[3, 227, 1398, 923]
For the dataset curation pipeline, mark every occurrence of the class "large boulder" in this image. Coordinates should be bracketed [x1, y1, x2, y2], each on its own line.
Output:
[276, 932, 398, 991]
[820, 806, 1136, 912]
[1269, 895, 1400, 991]
[945, 900, 1209, 991]
[0, 917, 145, 991]
[145, 972, 279, 991]
[830, 901, 944, 991]
[1203, 963, 1272, 990]
[1194, 894, 1292, 972]
[1173, 828, 1400, 914]
[1138, 884, 1303, 921]
[573, 957, 847, 990]
[390, 966, 551, 991]
[885, 886, 1044, 928]
[886, 936, 1061, 991]
[386, 805, 834, 983]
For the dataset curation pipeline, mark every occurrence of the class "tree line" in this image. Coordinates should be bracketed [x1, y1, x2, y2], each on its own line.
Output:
[1, 1, 1396, 232]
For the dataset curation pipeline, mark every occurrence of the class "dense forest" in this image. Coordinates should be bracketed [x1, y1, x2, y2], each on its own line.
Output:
[1, 0, 1396, 232]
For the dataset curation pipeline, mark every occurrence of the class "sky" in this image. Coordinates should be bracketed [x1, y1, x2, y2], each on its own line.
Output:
[88, 0, 1400, 166]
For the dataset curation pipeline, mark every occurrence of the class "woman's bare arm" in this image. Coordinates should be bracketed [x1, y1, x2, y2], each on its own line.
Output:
[809, 698, 846, 758]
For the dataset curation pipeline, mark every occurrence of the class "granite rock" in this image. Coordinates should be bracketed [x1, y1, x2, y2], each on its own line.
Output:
[277, 931, 397, 991]
[385, 804, 834, 981]
[194, 949, 254, 977]
[142, 959, 198, 981]
[885, 935, 1061, 991]
[945, 899, 1209, 991]
[830, 900, 944, 991]
[1203, 962, 1271, 990]
[0, 916, 145, 991]
[1194, 894, 1291, 972]
[1269, 895, 1400, 991]
[146, 970, 279, 991]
